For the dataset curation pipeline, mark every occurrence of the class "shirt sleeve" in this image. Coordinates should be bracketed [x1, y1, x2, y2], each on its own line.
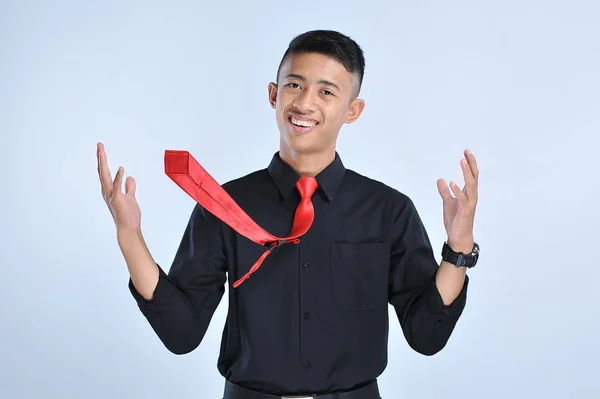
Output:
[128, 203, 228, 355]
[388, 195, 468, 356]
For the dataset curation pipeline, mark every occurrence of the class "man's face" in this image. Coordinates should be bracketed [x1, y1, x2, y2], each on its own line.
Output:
[268, 52, 365, 156]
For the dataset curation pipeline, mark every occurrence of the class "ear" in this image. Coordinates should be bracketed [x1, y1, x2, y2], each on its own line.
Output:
[344, 99, 365, 124]
[268, 82, 278, 109]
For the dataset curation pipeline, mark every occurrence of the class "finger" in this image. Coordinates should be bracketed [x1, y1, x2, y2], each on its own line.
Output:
[450, 181, 468, 205]
[462, 151, 479, 203]
[464, 149, 479, 184]
[461, 158, 475, 186]
[96, 143, 102, 186]
[460, 158, 477, 201]
[436, 179, 454, 202]
[125, 176, 136, 197]
[98, 143, 113, 197]
[113, 166, 124, 196]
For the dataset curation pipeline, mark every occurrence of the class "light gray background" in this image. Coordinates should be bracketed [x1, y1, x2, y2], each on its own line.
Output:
[1, 1, 598, 398]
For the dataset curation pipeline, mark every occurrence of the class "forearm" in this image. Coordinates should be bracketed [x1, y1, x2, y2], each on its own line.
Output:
[121, 232, 213, 354]
[436, 239, 471, 305]
[128, 265, 219, 355]
[122, 205, 228, 354]
[389, 190, 474, 355]
[436, 260, 467, 306]
[396, 271, 469, 356]
[118, 229, 159, 301]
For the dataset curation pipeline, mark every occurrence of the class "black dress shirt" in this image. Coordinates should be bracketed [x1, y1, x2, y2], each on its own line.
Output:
[129, 151, 468, 396]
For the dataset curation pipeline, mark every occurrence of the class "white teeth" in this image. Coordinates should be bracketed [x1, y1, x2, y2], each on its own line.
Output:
[290, 116, 316, 128]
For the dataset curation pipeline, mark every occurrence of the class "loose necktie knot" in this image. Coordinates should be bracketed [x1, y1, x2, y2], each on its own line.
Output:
[296, 176, 318, 198]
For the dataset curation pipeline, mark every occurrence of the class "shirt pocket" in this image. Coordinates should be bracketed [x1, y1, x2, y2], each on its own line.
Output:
[330, 241, 389, 311]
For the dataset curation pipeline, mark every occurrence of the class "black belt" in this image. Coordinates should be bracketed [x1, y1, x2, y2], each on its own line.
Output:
[223, 379, 380, 399]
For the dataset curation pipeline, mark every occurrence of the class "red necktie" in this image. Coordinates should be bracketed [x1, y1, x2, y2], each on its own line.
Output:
[164, 150, 318, 288]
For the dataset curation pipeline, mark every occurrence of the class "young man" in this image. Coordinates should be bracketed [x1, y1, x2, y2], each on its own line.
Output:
[97, 30, 480, 399]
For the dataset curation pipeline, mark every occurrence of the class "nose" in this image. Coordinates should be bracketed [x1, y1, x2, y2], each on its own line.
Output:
[292, 88, 317, 113]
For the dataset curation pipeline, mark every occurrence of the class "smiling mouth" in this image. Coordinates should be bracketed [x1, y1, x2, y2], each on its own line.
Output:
[288, 114, 320, 133]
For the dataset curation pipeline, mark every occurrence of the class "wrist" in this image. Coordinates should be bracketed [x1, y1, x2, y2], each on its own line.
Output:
[446, 239, 473, 254]
[117, 228, 144, 248]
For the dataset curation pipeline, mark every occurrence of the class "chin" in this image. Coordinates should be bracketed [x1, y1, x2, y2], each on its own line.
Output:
[282, 132, 333, 156]
[277, 114, 334, 155]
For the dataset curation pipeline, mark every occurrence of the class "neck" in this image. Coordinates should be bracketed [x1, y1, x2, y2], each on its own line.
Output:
[279, 142, 335, 177]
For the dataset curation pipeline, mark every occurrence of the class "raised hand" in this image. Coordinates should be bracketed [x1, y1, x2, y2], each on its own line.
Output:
[97, 142, 141, 235]
[436, 149, 479, 254]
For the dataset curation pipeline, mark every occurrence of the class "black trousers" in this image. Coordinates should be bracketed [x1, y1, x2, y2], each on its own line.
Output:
[222, 379, 382, 399]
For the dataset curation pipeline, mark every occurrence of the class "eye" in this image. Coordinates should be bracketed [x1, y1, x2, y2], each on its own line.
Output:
[286, 82, 301, 89]
[321, 89, 333, 96]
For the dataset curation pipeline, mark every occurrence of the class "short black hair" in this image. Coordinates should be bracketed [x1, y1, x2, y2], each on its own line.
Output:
[276, 30, 366, 97]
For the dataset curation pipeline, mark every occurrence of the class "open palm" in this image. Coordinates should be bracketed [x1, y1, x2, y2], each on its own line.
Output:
[436, 149, 479, 252]
[97, 142, 141, 234]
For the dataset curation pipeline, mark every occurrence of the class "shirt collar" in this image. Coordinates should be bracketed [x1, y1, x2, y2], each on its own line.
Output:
[267, 151, 346, 202]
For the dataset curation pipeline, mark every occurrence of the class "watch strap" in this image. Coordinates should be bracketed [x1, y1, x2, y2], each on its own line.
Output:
[442, 242, 479, 268]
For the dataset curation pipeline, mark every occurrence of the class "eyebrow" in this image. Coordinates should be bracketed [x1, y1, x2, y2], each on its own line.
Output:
[285, 73, 342, 91]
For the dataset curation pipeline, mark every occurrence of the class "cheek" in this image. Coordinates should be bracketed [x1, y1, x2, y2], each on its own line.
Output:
[276, 90, 292, 103]
[323, 104, 347, 125]
[275, 94, 291, 115]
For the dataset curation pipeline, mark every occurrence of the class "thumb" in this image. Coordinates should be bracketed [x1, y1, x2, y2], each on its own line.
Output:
[125, 176, 136, 197]
[436, 178, 453, 202]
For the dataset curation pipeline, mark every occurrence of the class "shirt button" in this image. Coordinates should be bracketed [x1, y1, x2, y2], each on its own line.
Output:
[304, 312, 311, 320]
[303, 261, 310, 268]
[303, 361, 311, 369]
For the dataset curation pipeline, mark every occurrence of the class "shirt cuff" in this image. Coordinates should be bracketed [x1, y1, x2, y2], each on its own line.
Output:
[425, 272, 469, 318]
[128, 264, 174, 312]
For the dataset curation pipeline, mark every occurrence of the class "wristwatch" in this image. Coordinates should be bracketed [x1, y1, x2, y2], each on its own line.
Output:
[441, 241, 480, 268]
